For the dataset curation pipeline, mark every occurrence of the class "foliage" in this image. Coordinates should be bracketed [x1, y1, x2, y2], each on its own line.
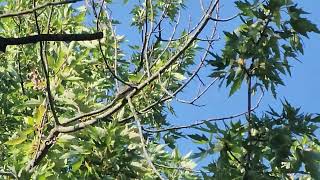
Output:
[0, 0, 319, 179]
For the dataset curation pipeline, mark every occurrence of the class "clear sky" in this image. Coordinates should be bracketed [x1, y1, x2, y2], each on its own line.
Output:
[108, 0, 320, 167]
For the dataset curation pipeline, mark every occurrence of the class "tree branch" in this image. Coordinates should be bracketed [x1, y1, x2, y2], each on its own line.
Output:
[0, 0, 82, 19]
[33, 1, 60, 125]
[128, 97, 165, 180]
[143, 93, 263, 133]
[119, 10, 220, 123]
[24, 128, 60, 173]
[209, 14, 239, 22]
[0, 32, 103, 52]
[22, 0, 218, 172]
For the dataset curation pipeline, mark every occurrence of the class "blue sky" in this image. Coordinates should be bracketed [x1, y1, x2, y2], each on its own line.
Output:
[167, 0, 320, 120]
[109, 0, 320, 114]
[108, 0, 320, 166]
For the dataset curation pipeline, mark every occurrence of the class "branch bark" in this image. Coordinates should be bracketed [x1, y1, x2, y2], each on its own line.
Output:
[0, 32, 103, 52]
[128, 97, 165, 180]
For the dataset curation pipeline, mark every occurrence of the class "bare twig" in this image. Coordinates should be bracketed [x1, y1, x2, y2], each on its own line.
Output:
[103, 5, 121, 92]
[15, 18, 26, 95]
[199, 0, 205, 13]
[148, 10, 181, 73]
[143, 93, 263, 133]
[33, 2, 60, 125]
[127, 97, 165, 180]
[138, 0, 152, 77]
[209, 14, 239, 22]
[91, 1, 133, 87]
[177, 77, 218, 105]
[155, 163, 202, 173]
[120, 4, 220, 123]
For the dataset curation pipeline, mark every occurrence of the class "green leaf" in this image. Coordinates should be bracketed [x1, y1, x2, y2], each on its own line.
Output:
[35, 104, 46, 125]
[273, 9, 281, 27]
[235, 1, 254, 17]
[58, 134, 75, 143]
[229, 72, 244, 96]
[290, 18, 320, 37]
[269, 0, 287, 9]
[5, 136, 27, 145]
[310, 115, 320, 123]
[204, 121, 218, 133]
[66, 76, 83, 81]
[288, 4, 310, 19]
[209, 70, 226, 78]
[303, 150, 320, 161]
[128, 73, 143, 83]
[24, 98, 42, 107]
[303, 150, 320, 178]
[72, 158, 84, 172]
[172, 72, 186, 81]
[78, 41, 98, 49]
[188, 134, 209, 143]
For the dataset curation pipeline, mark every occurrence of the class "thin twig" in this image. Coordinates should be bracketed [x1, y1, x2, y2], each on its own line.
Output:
[0, 0, 82, 19]
[104, 5, 121, 92]
[209, 14, 239, 22]
[120, 5, 220, 123]
[143, 93, 263, 133]
[177, 77, 218, 105]
[138, 0, 151, 77]
[92, 1, 133, 87]
[148, 10, 181, 72]
[15, 18, 26, 95]
[127, 97, 165, 180]
[227, 149, 243, 167]
[33, 2, 60, 125]
[155, 163, 202, 173]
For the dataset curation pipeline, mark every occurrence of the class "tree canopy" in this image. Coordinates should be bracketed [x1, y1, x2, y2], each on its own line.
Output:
[0, 0, 319, 179]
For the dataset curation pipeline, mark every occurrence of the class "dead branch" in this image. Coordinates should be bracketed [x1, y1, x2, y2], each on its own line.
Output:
[0, 32, 103, 52]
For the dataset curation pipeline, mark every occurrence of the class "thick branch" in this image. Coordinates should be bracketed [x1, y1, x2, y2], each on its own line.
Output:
[0, 32, 103, 52]
[24, 128, 60, 173]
